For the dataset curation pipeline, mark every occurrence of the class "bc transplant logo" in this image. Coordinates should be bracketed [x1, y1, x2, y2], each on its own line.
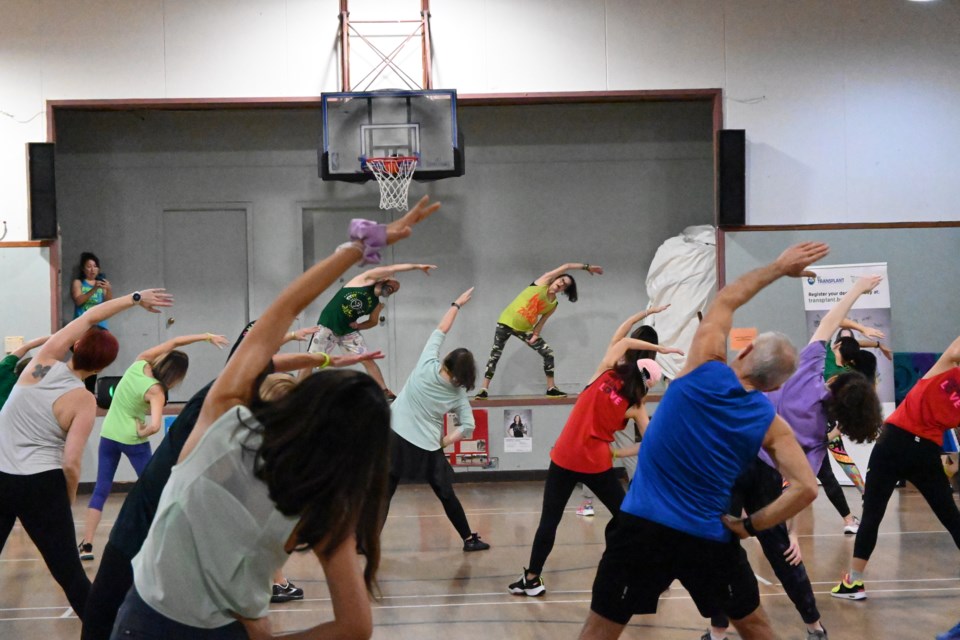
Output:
[807, 276, 816, 285]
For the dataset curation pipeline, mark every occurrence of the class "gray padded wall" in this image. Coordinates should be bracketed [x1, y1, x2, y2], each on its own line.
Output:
[723, 227, 960, 353]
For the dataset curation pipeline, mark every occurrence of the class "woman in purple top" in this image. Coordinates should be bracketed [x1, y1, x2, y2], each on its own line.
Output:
[704, 275, 885, 640]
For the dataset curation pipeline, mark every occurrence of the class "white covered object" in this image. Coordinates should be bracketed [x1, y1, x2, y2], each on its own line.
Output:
[644, 225, 717, 379]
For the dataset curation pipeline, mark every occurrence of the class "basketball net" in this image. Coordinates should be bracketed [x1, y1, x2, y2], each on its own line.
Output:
[365, 156, 418, 211]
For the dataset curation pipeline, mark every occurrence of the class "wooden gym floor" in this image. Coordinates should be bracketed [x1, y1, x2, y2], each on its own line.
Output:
[1, 481, 958, 639]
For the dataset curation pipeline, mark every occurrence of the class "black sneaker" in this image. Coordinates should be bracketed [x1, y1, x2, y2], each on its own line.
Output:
[271, 581, 304, 603]
[78, 541, 94, 561]
[545, 387, 567, 398]
[830, 574, 866, 600]
[462, 533, 490, 552]
[474, 389, 489, 400]
[508, 569, 545, 597]
[384, 389, 397, 402]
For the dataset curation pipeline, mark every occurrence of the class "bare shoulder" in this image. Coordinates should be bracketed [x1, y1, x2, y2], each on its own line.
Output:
[53, 386, 97, 430]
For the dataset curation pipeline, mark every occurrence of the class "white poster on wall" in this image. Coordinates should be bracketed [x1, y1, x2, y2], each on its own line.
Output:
[503, 409, 532, 453]
[801, 263, 892, 485]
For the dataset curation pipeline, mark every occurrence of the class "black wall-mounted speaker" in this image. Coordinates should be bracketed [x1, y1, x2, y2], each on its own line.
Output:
[28, 142, 58, 240]
[718, 129, 746, 227]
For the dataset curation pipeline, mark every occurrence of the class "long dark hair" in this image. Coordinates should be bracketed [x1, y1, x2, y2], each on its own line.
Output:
[612, 325, 660, 406]
[249, 370, 390, 593]
[827, 371, 883, 443]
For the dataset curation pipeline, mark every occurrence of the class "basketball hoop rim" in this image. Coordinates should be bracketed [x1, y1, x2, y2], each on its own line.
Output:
[362, 156, 419, 172]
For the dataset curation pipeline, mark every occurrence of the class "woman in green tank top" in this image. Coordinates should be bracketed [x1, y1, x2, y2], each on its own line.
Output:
[78, 331, 228, 561]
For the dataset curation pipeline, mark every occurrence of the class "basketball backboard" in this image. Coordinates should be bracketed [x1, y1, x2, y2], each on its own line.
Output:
[320, 89, 464, 182]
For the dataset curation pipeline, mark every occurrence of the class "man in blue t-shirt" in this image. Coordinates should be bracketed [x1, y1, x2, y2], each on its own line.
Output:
[579, 242, 828, 640]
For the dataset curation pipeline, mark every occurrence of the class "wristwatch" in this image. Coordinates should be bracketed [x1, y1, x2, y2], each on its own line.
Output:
[132, 291, 142, 304]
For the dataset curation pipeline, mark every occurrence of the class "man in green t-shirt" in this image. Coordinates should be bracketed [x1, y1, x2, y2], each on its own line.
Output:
[0, 335, 50, 409]
[307, 262, 436, 399]
[475, 262, 603, 399]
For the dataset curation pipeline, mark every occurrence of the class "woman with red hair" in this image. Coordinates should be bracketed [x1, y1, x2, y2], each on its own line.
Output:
[0, 287, 172, 620]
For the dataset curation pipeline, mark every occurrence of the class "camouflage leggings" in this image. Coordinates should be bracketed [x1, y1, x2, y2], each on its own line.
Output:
[484, 323, 555, 380]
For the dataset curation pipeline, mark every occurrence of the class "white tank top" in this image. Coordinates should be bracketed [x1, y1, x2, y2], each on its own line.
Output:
[0, 361, 84, 475]
[133, 405, 299, 628]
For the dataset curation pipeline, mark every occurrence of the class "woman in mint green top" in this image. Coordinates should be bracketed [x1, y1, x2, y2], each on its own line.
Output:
[78, 331, 228, 560]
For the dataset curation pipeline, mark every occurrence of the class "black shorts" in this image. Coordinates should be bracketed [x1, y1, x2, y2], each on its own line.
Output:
[590, 513, 760, 625]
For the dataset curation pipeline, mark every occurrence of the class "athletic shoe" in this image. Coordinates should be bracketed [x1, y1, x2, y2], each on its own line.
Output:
[843, 516, 860, 535]
[806, 626, 828, 639]
[474, 389, 489, 400]
[462, 533, 490, 552]
[576, 502, 595, 516]
[270, 581, 304, 603]
[383, 389, 397, 402]
[78, 541, 94, 561]
[508, 570, 546, 597]
[936, 620, 960, 640]
[830, 574, 866, 600]
[545, 387, 567, 398]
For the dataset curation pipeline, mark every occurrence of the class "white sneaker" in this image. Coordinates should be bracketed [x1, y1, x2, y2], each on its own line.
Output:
[576, 503, 595, 516]
[843, 516, 860, 535]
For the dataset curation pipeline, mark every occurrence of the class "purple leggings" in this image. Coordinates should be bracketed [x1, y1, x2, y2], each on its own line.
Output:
[88, 437, 152, 511]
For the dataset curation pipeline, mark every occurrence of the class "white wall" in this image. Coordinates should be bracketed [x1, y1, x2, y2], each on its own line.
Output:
[3, 0, 960, 302]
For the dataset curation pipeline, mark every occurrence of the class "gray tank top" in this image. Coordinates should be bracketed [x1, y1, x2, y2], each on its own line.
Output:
[0, 360, 85, 475]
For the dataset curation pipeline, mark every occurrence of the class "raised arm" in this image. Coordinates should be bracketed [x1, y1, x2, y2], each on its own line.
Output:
[274, 350, 384, 373]
[594, 339, 684, 380]
[34, 290, 173, 367]
[136, 332, 229, 363]
[607, 305, 670, 349]
[680, 242, 829, 378]
[187, 196, 441, 460]
[10, 335, 50, 360]
[533, 262, 603, 286]
[810, 275, 883, 344]
[840, 318, 885, 341]
[439, 288, 474, 334]
[350, 263, 436, 285]
[925, 335, 960, 379]
[723, 415, 819, 538]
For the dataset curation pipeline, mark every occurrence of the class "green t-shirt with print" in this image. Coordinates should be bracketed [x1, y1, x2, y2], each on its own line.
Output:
[317, 285, 380, 336]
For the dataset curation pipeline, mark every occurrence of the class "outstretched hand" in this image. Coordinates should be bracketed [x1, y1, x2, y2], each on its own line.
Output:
[331, 351, 385, 368]
[658, 346, 686, 356]
[774, 242, 830, 278]
[292, 326, 321, 342]
[386, 196, 441, 245]
[587, 265, 604, 275]
[647, 304, 670, 315]
[455, 287, 475, 307]
[207, 334, 230, 350]
[419, 264, 438, 275]
[854, 274, 883, 295]
[137, 289, 174, 313]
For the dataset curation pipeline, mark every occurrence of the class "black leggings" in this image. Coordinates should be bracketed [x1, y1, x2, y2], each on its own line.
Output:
[0, 469, 90, 619]
[528, 462, 625, 576]
[854, 424, 960, 561]
[817, 453, 852, 519]
[81, 541, 133, 640]
[385, 472, 472, 540]
[712, 459, 820, 628]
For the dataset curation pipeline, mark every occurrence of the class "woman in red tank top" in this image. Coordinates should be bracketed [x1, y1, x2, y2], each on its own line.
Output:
[507, 306, 683, 597]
